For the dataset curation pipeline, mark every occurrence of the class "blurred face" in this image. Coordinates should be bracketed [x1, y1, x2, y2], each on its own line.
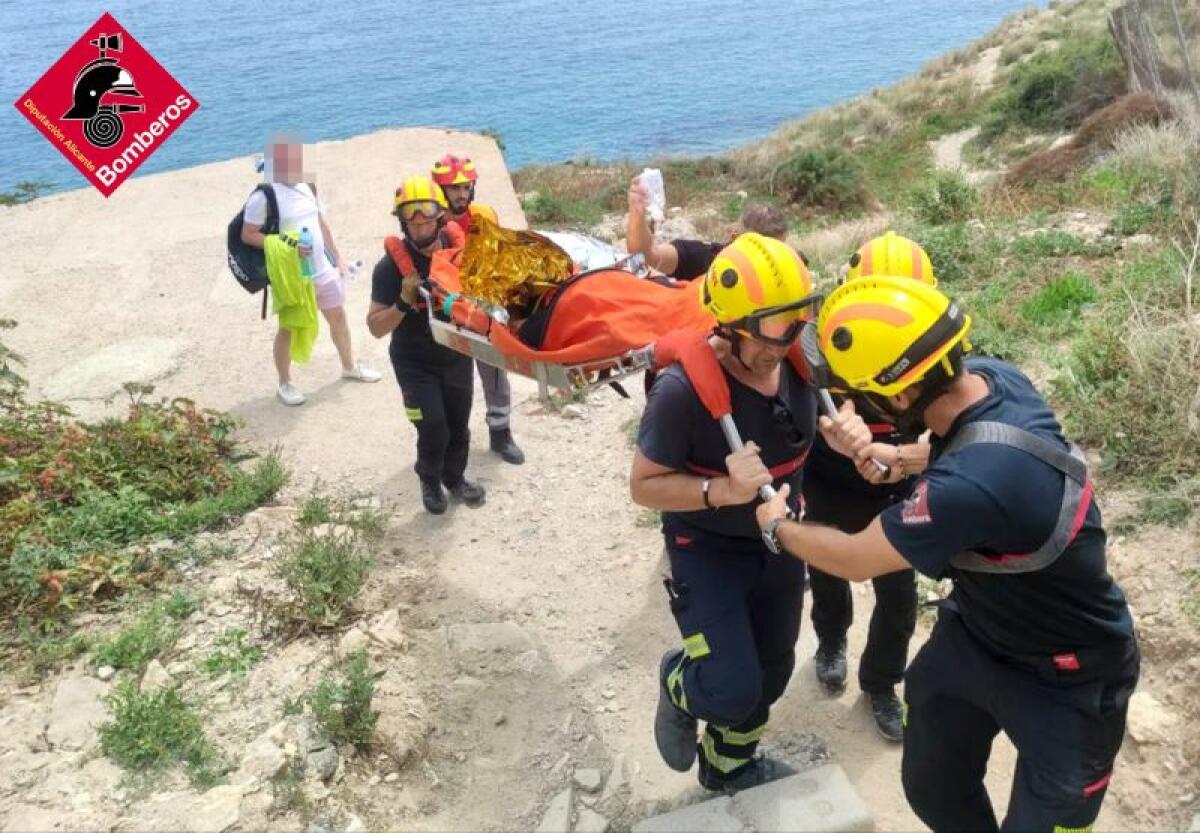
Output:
[268, 141, 303, 184]
[402, 210, 441, 248]
[442, 182, 472, 214]
[736, 334, 792, 375]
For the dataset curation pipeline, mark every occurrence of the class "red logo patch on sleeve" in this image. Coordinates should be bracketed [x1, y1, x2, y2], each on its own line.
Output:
[901, 480, 933, 525]
[13, 12, 199, 197]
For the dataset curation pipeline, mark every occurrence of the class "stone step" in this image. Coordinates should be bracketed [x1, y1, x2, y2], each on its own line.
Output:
[632, 764, 873, 833]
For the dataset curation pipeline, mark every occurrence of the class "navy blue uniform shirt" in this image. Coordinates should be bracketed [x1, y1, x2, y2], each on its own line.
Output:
[881, 357, 1133, 659]
[638, 360, 817, 546]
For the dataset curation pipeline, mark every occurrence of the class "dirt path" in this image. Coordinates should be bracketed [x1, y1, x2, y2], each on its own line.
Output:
[1, 129, 1189, 831]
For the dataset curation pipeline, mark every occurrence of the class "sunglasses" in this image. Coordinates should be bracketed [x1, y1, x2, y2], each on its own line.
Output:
[396, 201, 442, 221]
[770, 397, 807, 449]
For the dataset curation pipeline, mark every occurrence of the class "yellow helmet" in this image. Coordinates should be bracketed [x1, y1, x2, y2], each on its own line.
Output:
[700, 232, 817, 346]
[392, 175, 448, 218]
[845, 231, 936, 286]
[818, 276, 971, 397]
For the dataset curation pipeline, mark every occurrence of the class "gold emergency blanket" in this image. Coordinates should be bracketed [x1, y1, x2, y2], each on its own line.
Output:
[458, 216, 573, 314]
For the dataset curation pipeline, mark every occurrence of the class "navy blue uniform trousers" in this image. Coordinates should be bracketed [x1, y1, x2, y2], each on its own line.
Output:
[662, 536, 807, 775]
[903, 608, 1139, 832]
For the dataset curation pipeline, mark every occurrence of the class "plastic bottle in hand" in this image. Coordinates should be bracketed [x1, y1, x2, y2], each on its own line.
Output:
[639, 167, 666, 231]
[298, 227, 315, 279]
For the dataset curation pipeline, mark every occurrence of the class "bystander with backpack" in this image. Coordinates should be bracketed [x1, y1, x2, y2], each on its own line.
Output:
[237, 137, 380, 405]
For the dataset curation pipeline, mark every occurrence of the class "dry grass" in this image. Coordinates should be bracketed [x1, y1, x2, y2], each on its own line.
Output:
[1006, 93, 1175, 184]
[793, 213, 894, 287]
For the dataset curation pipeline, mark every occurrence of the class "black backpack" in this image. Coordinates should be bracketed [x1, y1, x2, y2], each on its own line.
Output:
[227, 184, 281, 319]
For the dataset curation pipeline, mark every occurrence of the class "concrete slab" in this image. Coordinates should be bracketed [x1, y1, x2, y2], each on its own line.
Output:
[630, 796, 743, 833]
[631, 764, 872, 833]
[731, 765, 873, 833]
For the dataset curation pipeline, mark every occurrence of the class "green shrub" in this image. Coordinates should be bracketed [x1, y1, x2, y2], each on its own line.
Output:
[1053, 306, 1200, 478]
[0, 375, 285, 613]
[520, 191, 605, 227]
[1109, 201, 1175, 237]
[1020, 272, 1098, 327]
[984, 31, 1123, 137]
[771, 148, 867, 211]
[1105, 248, 1182, 309]
[1009, 230, 1105, 260]
[909, 223, 975, 286]
[296, 493, 387, 539]
[0, 181, 54, 206]
[911, 172, 978, 225]
[6, 617, 89, 679]
[200, 627, 263, 679]
[163, 590, 199, 620]
[94, 603, 178, 671]
[307, 651, 380, 750]
[99, 681, 221, 786]
[276, 527, 372, 628]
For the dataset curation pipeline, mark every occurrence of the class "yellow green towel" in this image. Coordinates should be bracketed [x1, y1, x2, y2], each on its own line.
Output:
[265, 234, 319, 364]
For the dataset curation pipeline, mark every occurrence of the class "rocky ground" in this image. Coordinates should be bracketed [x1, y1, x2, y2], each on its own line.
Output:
[0, 372, 1195, 832]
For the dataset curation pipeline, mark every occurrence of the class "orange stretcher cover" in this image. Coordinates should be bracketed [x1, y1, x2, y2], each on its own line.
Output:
[428, 248, 716, 365]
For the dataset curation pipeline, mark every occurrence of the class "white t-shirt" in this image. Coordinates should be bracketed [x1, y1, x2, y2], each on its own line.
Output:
[244, 183, 336, 279]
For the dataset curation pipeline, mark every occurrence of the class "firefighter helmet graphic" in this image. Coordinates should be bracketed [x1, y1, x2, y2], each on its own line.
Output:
[61, 33, 144, 148]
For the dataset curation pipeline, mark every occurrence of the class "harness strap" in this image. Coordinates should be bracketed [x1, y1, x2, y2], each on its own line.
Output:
[945, 421, 1091, 574]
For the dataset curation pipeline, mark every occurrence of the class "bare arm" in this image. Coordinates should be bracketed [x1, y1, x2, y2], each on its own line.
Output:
[241, 220, 267, 249]
[629, 444, 771, 511]
[756, 485, 912, 581]
[366, 267, 425, 338]
[779, 516, 910, 582]
[367, 300, 403, 339]
[626, 178, 680, 274]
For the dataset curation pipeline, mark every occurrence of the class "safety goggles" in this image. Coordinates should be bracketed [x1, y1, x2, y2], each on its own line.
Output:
[728, 293, 823, 347]
[396, 200, 442, 221]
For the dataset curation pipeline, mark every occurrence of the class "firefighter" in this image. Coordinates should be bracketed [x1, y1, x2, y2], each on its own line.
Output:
[630, 232, 870, 791]
[756, 277, 1139, 832]
[367, 175, 485, 514]
[431, 154, 524, 465]
[803, 232, 934, 741]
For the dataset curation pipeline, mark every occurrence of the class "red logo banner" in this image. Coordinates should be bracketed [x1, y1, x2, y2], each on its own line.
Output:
[13, 12, 199, 197]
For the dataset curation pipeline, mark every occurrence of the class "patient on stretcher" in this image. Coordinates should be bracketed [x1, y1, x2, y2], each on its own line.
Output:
[431, 216, 710, 354]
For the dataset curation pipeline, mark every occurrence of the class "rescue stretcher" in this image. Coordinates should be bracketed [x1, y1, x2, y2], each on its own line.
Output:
[420, 283, 657, 402]
[418, 226, 888, 504]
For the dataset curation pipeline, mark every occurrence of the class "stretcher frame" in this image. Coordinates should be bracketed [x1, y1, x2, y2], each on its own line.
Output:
[420, 288, 655, 402]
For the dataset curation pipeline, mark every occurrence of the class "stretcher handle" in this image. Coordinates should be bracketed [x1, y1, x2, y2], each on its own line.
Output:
[800, 323, 890, 477]
[718, 414, 779, 504]
[816, 389, 890, 476]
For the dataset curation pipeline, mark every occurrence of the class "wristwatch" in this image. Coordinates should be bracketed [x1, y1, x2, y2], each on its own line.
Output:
[762, 516, 786, 555]
[395, 295, 415, 315]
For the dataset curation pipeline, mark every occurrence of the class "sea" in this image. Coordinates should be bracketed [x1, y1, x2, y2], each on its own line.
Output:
[2, 1, 1042, 194]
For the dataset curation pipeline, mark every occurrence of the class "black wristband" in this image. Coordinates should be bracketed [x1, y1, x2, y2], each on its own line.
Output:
[395, 297, 415, 315]
[701, 478, 714, 509]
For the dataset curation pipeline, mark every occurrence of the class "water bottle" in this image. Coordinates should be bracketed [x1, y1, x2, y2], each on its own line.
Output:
[298, 227, 315, 279]
[639, 167, 666, 231]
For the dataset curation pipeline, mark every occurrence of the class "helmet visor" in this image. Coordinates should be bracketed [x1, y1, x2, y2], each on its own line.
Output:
[397, 200, 442, 221]
[732, 294, 822, 347]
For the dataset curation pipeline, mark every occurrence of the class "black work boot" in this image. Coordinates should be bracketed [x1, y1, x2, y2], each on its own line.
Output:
[446, 478, 486, 507]
[814, 637, 848, 694]
[489, 428, 525, 465]
[420, 478, 447, 515]
[697, 751, 797, 793]
[868, 689, 904, 743]
[654, 651, 697, 772]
